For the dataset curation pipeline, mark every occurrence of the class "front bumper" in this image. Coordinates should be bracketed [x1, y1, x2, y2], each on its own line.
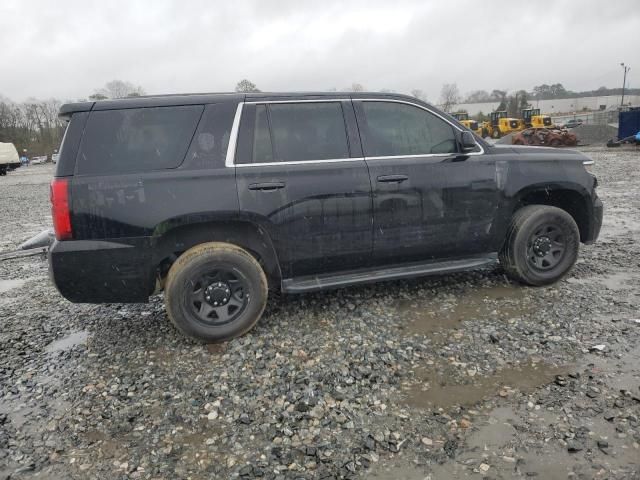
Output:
[584, 196, 603, 244]
[48, 238, 155, 303]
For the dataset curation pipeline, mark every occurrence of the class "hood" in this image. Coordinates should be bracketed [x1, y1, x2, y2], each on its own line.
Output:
[489, 144, 590, 161]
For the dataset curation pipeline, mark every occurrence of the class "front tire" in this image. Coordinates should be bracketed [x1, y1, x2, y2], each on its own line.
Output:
[499, 205, 580, 286]
[164, 242, 268, 342]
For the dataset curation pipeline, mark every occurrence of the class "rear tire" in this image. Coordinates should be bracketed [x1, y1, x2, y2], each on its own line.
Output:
[499, 205, 579, 286]
[164, 242, 268, 342]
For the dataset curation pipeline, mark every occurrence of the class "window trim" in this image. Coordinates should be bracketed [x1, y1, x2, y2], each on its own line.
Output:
[356, 99, 484, 160]
[224, 98, 484, 168]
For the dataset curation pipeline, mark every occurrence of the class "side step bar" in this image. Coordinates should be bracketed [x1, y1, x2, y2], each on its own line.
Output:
[282, 255, 497, 293]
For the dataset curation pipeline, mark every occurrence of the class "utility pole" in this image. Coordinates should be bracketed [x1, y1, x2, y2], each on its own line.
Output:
[620, 63, 630, 107]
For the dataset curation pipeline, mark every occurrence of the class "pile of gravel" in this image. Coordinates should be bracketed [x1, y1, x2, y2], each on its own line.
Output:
[569, 124, 619, 145]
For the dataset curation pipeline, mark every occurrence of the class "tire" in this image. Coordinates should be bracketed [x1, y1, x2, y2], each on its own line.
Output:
[164, 242, 268, 342]
[499, 205, 580, 286]
[492, 129, 500, 139]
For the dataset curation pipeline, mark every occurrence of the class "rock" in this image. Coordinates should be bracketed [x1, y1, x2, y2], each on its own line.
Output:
[207, 410, 219, 421]
[459, 419, 471, 429]
[567, 441, 583, 453]
[421, 437, 433, 446]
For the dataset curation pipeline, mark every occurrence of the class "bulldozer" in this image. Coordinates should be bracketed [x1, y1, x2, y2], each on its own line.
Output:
[452, 112, 482, 136]
[481, 111, 523, 139]
[521, 108, 554, 128]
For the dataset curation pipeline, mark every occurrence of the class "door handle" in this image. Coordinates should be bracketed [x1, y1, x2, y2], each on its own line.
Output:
[248, 182, 286, 191]
[377, 174, 408, 183]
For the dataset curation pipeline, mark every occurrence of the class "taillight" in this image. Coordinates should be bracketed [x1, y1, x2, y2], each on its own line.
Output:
[50, 178, 72, 240]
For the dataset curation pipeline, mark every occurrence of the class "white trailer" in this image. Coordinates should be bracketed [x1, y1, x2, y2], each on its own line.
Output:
[0, 142, 20, 176]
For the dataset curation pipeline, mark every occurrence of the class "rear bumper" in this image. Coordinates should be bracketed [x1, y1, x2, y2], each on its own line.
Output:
[584, 196, 603, 245]
[48, 238, 155, 303]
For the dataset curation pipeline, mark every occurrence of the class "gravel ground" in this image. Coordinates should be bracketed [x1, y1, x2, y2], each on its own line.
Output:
[1, 151, 639, 480]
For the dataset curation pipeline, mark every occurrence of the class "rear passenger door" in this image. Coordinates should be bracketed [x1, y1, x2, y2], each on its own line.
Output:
[353, 99, 499, 264]
[234, 99, 372, 279]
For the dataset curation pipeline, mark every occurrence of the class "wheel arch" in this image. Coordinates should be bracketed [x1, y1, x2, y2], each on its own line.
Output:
[153, 220, 282, 289]
[511, 184, 592, 242]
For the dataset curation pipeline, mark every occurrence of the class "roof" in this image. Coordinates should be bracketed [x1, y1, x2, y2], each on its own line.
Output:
[59, 91, 427, 118]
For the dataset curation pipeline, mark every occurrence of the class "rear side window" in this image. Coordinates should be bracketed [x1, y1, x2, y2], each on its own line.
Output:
[360, 102, 457, 157]
[76, 105, 203, 175]
[183, 102, 236, 168]
[256, 102, 349, 163]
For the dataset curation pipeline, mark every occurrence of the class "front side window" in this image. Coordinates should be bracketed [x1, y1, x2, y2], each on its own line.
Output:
[360, 101, 457, 157]
[252, 102, 349, 163]
[77, 105, 203, 175]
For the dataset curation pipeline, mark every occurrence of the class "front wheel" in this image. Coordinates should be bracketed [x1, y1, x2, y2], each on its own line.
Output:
[164, 242, 268, 342]
[492, 129, 501, 139]
[499, 205, 580, 286]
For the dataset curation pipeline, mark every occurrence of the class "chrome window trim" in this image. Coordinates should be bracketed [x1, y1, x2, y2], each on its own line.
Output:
[235, 157, 365, 168]
[244, 99, 350, 105]
[225, 97, 485, 168]
[355, 98, 485, 157]
[224, 102, 244, 168]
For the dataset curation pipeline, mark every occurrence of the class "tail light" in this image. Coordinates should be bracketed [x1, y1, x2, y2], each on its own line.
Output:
[50, 178, 72, 240]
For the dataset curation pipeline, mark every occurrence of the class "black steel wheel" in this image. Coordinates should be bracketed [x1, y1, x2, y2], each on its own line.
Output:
[526, 224, 566, 271]
[500, 205, 580, 286]
[188, 269, 249, 326]
[165, 242, 268, 342]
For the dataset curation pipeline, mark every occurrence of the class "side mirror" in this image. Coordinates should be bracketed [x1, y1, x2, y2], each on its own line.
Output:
[460, 131, 478, 153]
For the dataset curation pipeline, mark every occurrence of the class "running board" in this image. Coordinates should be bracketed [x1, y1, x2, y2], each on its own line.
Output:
[282, 255, 497, 293]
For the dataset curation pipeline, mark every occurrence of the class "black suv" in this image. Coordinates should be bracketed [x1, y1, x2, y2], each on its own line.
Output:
[49, 92, 603, 342]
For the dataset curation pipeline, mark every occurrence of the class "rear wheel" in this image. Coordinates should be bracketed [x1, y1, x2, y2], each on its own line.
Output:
[499, 205, 580, 286]
[164, 242, 268, 342]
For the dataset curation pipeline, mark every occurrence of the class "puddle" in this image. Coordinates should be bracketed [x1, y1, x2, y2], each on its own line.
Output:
[0, 278, 26, 294]
[396, 284, 533, 335]
[567, 270, 636, 291]
[404, 361, 567, 410]
[368, 464, 429, 480]
[45, 331, 89, 353]
[466, 406, 518, 450]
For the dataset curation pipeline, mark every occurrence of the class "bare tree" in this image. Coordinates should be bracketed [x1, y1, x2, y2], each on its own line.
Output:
[410, 89, 427, 101]
[93, 80, 145, 99]
[439, 83, 460, 113]
[0, 96, 65, 156]
[235, 79, 260, 93]
[347, 83, 365, 92]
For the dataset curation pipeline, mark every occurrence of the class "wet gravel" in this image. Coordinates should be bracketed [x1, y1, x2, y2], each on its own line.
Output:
[1, 151, 639, 479]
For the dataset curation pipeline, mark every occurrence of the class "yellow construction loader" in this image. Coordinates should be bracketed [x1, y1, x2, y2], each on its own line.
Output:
[482, 111, 523, 139]
[452, 112, 483, 136]
[522, 108, 554, 128]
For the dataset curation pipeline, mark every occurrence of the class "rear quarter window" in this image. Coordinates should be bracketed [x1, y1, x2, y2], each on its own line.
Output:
[76, 105, 203, 175]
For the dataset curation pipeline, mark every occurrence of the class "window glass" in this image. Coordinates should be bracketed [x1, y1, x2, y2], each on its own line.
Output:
[361, 102, 457, 157]
[252, 105, 274, 163]
[183, 102, 235, 168]
[267, 102, 349, 162]
[77, 105, 203, 175]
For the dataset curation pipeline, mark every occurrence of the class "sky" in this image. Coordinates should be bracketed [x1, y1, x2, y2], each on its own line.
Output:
[0, 0, 637, 102]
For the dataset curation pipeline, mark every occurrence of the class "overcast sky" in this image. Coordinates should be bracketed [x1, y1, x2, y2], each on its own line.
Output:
[1, 0, 637, 102]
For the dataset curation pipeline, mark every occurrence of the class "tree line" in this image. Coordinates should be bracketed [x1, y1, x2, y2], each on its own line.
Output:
[463, 83, 640, 103]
